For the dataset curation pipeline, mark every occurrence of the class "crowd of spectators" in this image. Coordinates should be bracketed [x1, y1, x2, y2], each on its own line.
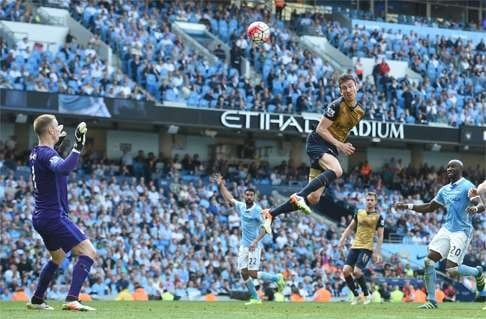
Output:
[0, 35, 144, 99]
[0, 1, 483, 127]
[0, 138, 484, 302]
[335, 6, 486, 32]
[290, 11, 485, 127]
[68, 1, 484, 126]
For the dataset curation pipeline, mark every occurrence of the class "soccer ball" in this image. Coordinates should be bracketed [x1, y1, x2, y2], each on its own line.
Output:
[247, 21, 270, 45]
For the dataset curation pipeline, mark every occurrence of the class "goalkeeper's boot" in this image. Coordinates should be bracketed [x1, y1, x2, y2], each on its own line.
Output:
[62, 300, 96, 311]
[290, 194, 312, 215]
[350, 295, 359, 305]
[26, 302, 54, 310]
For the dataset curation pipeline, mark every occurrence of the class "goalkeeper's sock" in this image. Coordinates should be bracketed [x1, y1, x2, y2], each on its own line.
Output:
[257, 271, 279, 283]
[344, 275, 359, 297]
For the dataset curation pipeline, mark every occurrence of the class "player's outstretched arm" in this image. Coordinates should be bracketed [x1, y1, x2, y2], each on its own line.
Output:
[315, 117, 355, 156]
[215, 173, 235, 204]
[394, 200, 442, 213]
[337, 219, 356, 251]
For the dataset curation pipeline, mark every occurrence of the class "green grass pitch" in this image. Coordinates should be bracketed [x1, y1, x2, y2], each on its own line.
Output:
[1, 301, 485, 319]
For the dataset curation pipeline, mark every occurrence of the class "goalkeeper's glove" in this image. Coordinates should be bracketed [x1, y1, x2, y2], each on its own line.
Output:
[73, 122, 87, 152]
[54, 125, 67, 151]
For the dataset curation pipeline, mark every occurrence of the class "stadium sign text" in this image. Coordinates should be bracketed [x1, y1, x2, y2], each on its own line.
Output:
[220, 111, 405, 139]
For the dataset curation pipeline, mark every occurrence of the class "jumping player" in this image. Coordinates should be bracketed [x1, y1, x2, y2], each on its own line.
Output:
[262, 74, 365, 232]
[27, 114, 96, 311]
[394, 160, 485, 309]
[338, 192, 384, 305]
[215, 174, 285, 305]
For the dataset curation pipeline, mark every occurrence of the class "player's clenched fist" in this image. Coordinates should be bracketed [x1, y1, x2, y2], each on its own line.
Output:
[73, 122, 87, 152]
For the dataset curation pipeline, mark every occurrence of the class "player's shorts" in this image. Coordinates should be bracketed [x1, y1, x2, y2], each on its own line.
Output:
[345, 248, 373, 269]
[237, 246, 262, 271]
[33, 216, 87, 252]
[428, 227, 471, 265]
[306, 132, 338, 172]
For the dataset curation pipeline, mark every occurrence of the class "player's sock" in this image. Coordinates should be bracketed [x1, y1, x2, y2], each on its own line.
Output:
[356, 275, 369, 296]
[245, 279, 259, 300]
[424, 260, 436, 302]
[344, 275, 359, 297]
[257, 271, 279, 283]
[66, 255, 94, 301]
[32, 260, 59, 303]
[270, 199, 297, 218]
[297, 170, 337, 198]
[457, 264, 480, 277]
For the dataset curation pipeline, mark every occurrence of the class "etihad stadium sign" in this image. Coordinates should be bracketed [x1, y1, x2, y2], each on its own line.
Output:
[0, 89, 473, 145]
[220, 110, 405, 139]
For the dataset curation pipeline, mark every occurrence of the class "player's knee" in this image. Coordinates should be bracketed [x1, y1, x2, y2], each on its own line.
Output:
[343, 266, 352, 276]
[51, 255, 65, 265]
[87, 248, 97, 260]
[332, 166, 343, 178]
[307, 192, 320, 205]
[424, 257, 436, 268]
[77, 241, 97, 260]
[446, 266, 459, 277]
[249, 270, 258, 278]
[241, 269, 249, 279]
[353, 269, 363, 278]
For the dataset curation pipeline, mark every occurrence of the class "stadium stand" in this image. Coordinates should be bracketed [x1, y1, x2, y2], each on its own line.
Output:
[68, 0, 485, 126]
[0, 141, 484, 301]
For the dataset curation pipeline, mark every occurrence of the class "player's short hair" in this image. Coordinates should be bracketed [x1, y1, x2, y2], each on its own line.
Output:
[33, 114, 56, 137]
[338, 74, 357, 86]
[366, 192, 378, 200]
[245, 188, 256, 194]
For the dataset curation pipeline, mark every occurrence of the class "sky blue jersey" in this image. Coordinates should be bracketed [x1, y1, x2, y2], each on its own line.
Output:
[433, 177, 475, 236]
[233, 200, 263, 248]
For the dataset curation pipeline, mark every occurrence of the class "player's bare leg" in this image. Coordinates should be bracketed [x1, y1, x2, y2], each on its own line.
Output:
[27, 249, 65, 310]
[63, 240, 97, 311]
